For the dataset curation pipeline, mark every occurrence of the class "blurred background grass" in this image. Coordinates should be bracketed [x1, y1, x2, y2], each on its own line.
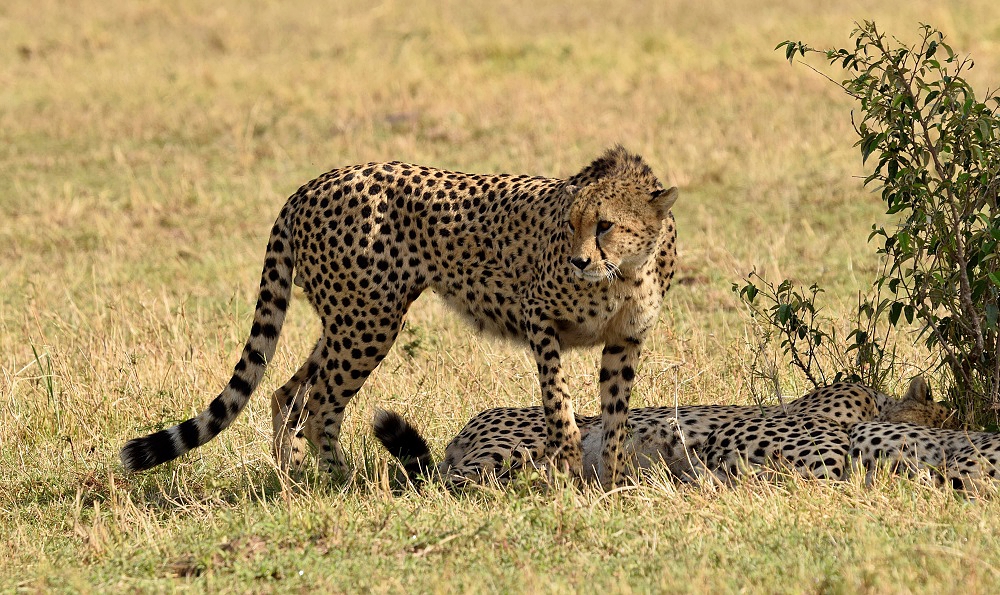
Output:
[3, 0, 1000, 590]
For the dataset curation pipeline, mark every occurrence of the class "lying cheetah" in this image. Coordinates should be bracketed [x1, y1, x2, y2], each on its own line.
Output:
[850, 422, 1000, 491]
[698, 377, 957, 482]
[375, 404, 771, 485]
[373, 379, 947, 485]
[120, 147, 678, 486]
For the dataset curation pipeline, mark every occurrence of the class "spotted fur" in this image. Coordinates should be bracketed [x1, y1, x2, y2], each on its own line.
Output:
[121, 146, 677, 485]
[699, 377, 957, 482]
[850, 422, 1000, 491]
[373, 379, 951, 485]
[373, 404, 772, 485]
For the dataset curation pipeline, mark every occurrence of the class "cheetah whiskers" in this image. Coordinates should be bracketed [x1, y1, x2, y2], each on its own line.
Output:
[603, 261, 622, 282]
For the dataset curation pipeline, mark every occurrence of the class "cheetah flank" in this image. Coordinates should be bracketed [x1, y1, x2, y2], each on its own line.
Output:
[850, 421, 1000, 492]
[698, 377, 957, 482]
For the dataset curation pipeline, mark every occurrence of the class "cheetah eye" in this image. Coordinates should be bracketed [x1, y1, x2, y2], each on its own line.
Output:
[596, 220, 614, 235]
[567, 221, 575, 233]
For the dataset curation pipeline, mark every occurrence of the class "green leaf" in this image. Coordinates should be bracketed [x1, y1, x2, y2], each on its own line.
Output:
[861, 133, 881, 163]
[941, 41, 955, 60]
[889, 301, 903, 325]
[897, 231, 911, 253]
[777, 303, 791, 324]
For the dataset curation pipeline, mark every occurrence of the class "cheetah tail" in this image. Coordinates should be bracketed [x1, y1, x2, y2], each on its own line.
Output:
[120, 210, 295, 472]
[372, 409, 434, 485]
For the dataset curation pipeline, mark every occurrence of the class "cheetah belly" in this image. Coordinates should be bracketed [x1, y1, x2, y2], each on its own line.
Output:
[429, 275, 628, 349]
[581, 420, 674, 480]
[429, 280, 532, 343]
[581, 427, 603, 480]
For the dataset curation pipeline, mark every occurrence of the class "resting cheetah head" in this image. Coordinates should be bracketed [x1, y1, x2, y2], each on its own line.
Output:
[565, 180, 678, 282]
[879, 376, 960, 428]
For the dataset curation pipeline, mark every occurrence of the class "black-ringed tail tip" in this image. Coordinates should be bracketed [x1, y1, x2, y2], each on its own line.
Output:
[372, 409, 433, 481]
[120, 211, 293, 472]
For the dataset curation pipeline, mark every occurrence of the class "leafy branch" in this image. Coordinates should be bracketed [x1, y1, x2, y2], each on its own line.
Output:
[743, 23, 1000, 426]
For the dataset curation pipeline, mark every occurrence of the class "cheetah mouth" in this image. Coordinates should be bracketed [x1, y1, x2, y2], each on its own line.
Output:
[573, 266, 621, 283]
[572, 269, 602, 282]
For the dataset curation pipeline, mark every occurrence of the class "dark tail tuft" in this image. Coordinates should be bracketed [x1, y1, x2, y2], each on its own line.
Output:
[120, 205, 295, 473]
[121, 429, 176, 472]
[373, 409, 433, 484]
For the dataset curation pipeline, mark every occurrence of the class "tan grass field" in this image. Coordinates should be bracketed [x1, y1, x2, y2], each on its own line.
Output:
[4, 0, 1000, 591]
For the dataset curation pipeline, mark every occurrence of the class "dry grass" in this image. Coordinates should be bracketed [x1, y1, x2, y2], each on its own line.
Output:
[4, 0, 1000, 591]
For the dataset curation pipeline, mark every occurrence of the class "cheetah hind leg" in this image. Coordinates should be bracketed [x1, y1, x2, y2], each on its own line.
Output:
[307, 299, 415, 481]
[271, 343, 324, 475]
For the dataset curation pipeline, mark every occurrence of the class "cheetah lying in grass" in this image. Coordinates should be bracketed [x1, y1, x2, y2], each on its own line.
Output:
[374, 377, 953, 485]
[697, 377, 957, 482]
[850, 422, 1000, 492]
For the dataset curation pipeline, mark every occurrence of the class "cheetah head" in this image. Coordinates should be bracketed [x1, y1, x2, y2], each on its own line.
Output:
[878, 376, 960, 428]
[565, 180, 678, 282]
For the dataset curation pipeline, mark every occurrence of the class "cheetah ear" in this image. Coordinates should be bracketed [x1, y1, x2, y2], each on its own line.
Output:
[903, 376, 932, 403]
[650, 186, 679, 219]
[565, 184, 579, 197]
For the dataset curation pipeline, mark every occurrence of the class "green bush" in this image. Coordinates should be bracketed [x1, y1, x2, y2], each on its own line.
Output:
[738, 22, 1000, 427]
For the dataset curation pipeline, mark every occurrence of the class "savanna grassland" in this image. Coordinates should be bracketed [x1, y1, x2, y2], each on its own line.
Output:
[3, 0, 1000, 592]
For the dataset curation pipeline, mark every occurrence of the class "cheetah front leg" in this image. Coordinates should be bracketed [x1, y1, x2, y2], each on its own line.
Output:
[598, 342, 640, 487]
[528, 324, 583, 478]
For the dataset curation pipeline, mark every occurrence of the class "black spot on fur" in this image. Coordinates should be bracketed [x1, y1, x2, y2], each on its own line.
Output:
[209, 396, 228, 420]
[229, 375, 253, 397]
[178, 419, 201, 449]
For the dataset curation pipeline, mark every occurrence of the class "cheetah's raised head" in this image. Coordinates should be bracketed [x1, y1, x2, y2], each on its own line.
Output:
[565, 180, 678, 282]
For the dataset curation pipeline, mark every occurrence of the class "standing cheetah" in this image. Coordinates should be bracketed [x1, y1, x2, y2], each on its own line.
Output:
[120, 146, 678, 486]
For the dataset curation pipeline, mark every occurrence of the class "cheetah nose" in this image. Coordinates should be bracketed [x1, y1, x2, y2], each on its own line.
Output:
[570, 257, 591, 271]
